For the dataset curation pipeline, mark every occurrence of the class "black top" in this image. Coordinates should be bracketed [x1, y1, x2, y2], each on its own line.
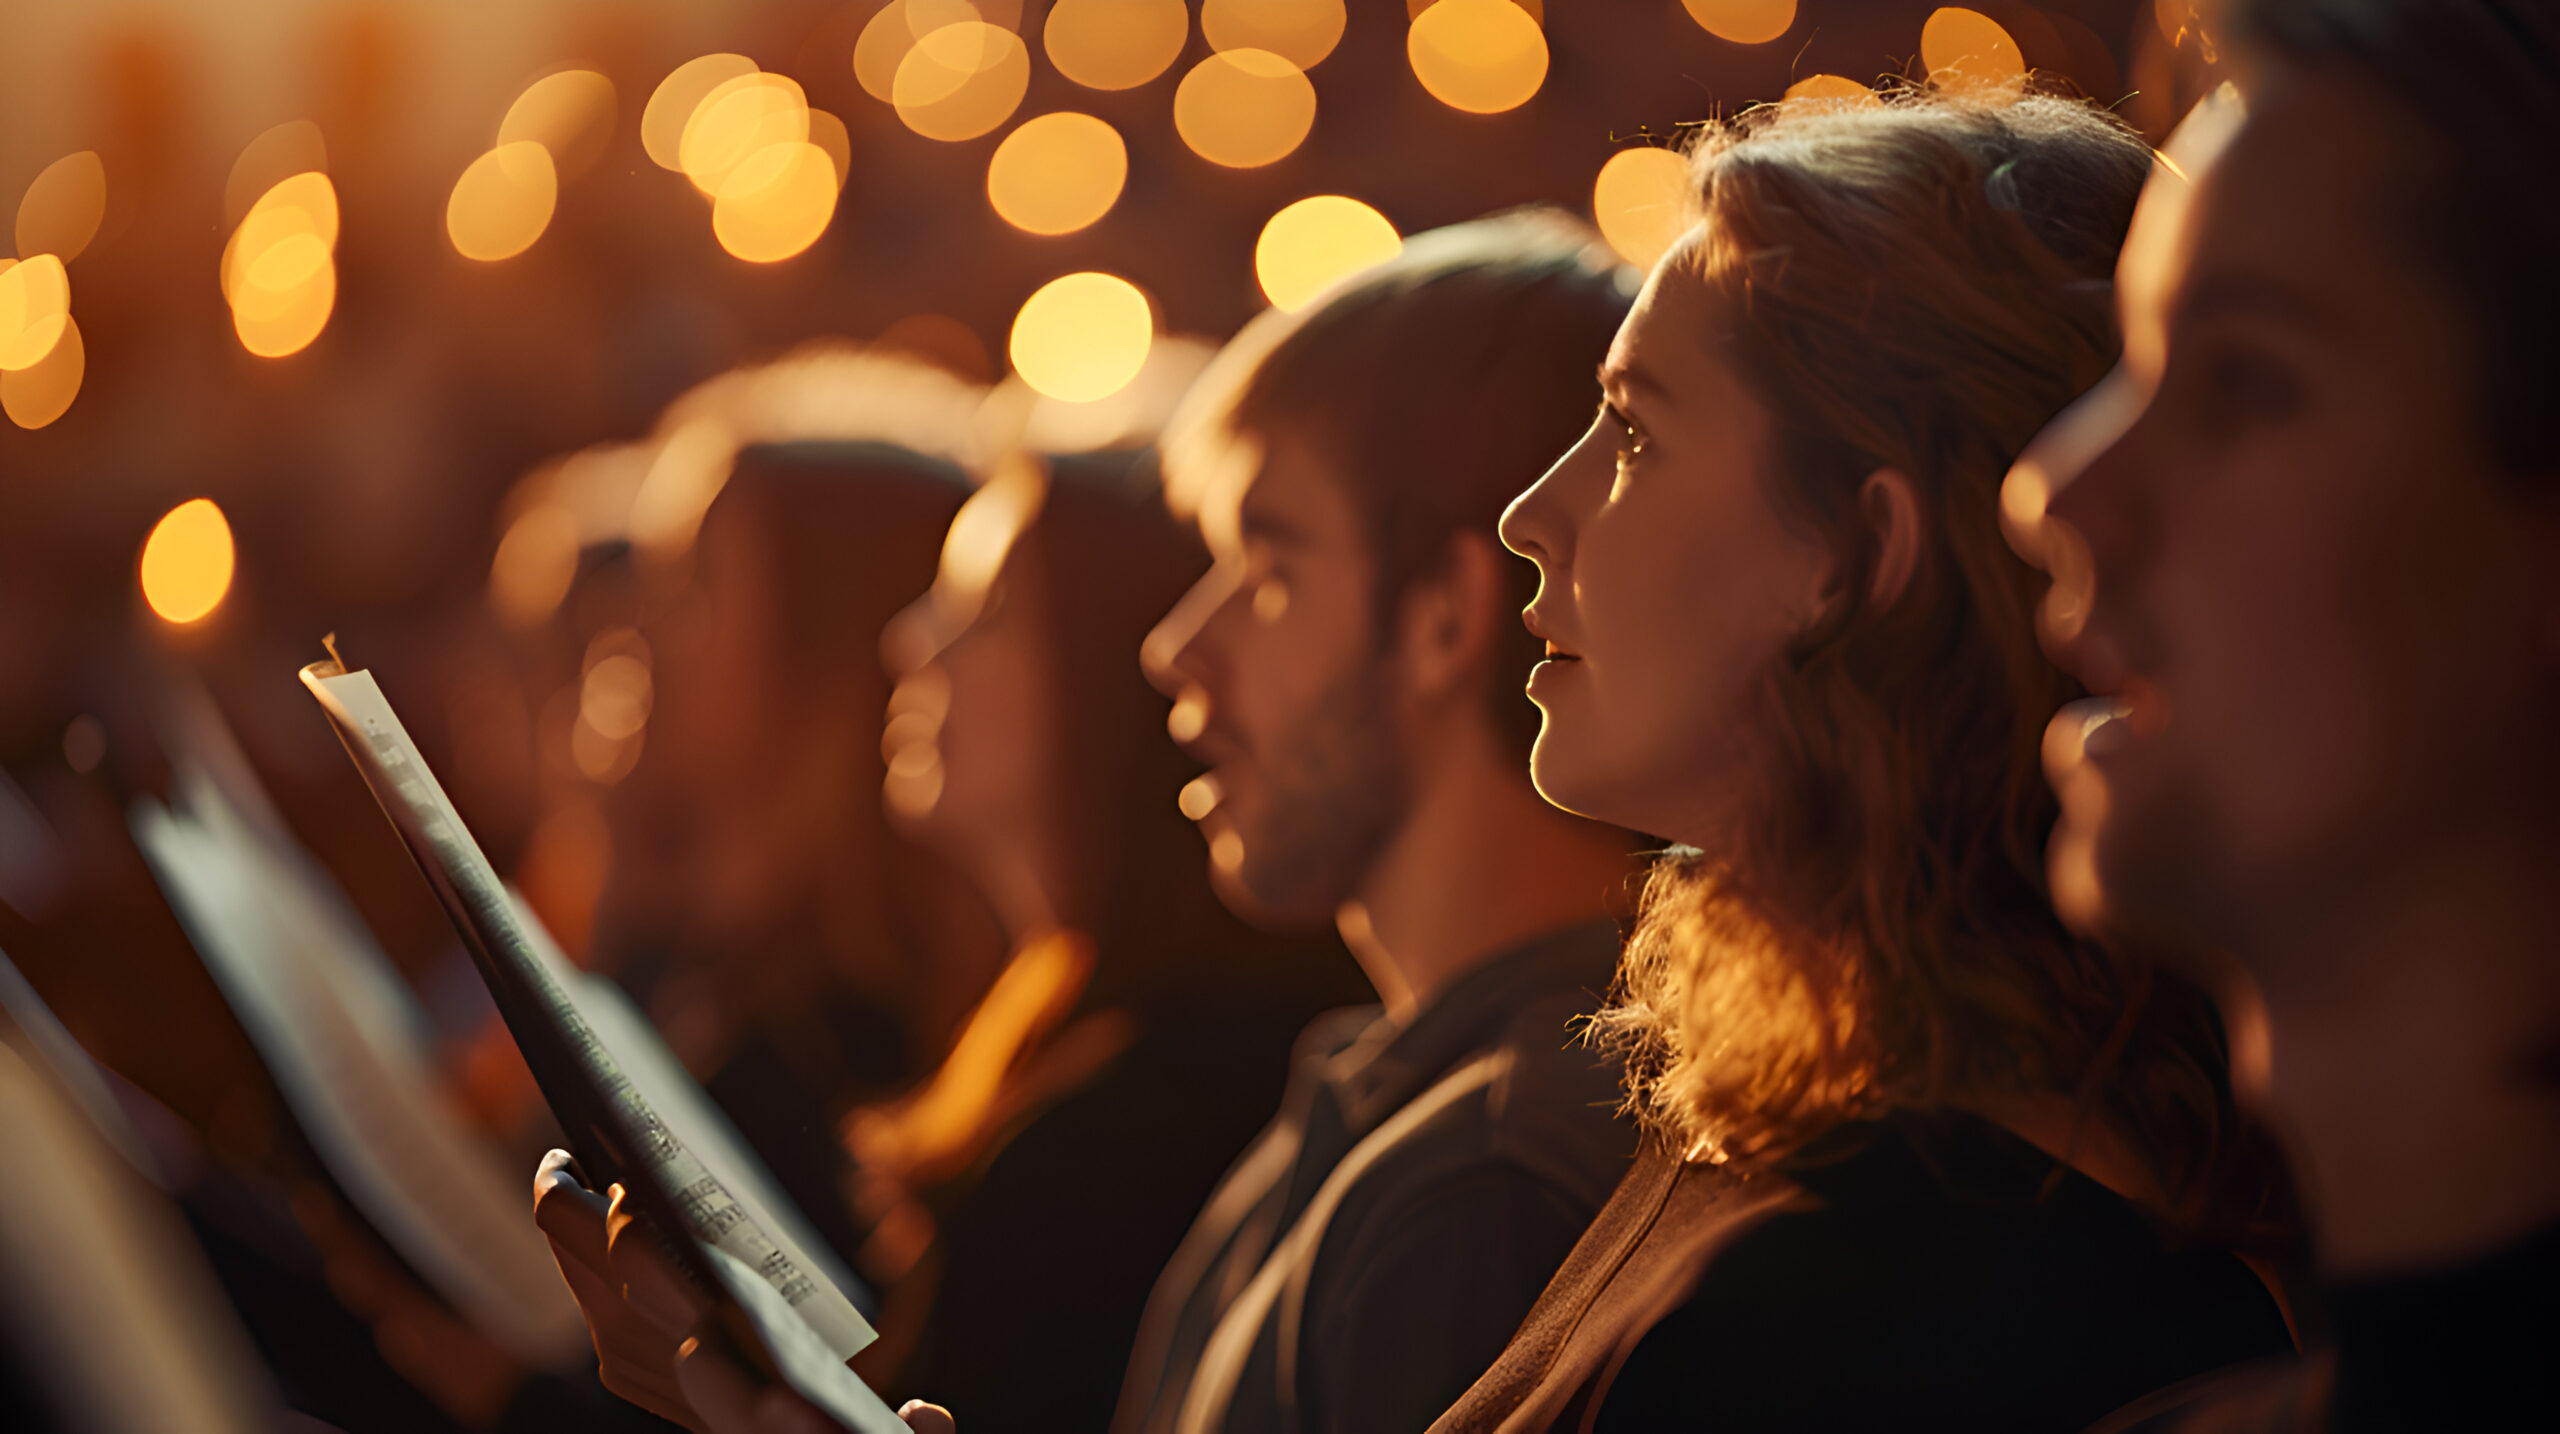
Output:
[2325, 1218, 2560, 1432]
[1593, 1108, 2295, 1434]
[1116, 920, 1636, 1434]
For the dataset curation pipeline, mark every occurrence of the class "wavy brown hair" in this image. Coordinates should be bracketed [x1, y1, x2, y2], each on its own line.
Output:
[1593, 93, 2270, 1229]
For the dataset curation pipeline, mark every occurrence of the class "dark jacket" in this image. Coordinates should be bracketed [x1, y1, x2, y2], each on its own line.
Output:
[1434, 1108, 2296, 1434]
[1112, 921, 1635, 1434]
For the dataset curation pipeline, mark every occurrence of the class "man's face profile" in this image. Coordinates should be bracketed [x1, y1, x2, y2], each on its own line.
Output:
[2019, 66, 2557, 1002]
[1145, 435, 1410, 926]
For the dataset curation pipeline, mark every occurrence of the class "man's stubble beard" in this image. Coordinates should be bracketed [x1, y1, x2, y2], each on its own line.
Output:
[1234, 655, 1412, 925]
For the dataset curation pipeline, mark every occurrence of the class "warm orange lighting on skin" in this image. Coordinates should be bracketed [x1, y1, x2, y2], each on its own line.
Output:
[1202, 0, 1347, 70]
[1592, 147, 1694, 272]
[1009, 273, 1152, 403]
[1680, 0, 1796, 45]
[1923, 8, 2027, 89]
[1254, 196, 1401, 312]
[224, 121, 326, 228]
[1044, 0, 1189, 92]
[1, 313, 81, 429]
[1785, 73, 1880, 103]
[499, 70, 617, 182]
[1407, 0, 1549, 115]
[712, 142, 841, 262]
[16, 152, 106, 263]
[1174, 50, 1317, 168]
[642, 54, 758, 170]
[987, 113, 1127, 235]
[0, 255, 71, 371]
[895, 21, 1032, 141]
[140, 499, 236, 625]
[223, 172, 338, 358]
[447, 142, 558, 261]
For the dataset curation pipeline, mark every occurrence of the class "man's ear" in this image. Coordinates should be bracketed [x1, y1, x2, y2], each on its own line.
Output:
[1861, 468, 1923, 611]
[1392, 531, 1509, 704]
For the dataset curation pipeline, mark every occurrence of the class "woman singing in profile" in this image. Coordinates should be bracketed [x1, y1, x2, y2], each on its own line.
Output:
[1442, 91, 2300, 1432]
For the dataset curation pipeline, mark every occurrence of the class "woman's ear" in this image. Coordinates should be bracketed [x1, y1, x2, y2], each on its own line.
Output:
[1861, 468, 1922, 610]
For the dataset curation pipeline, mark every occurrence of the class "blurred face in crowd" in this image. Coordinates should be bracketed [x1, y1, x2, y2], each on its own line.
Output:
[2015, 70, 2560, 995]
[879, 465, 1068, 926]
[1497, 250, 1833, 846]
[1145, 435, 1409, 926]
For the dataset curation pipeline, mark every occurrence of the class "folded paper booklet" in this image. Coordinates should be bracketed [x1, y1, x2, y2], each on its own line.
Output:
[303, 650, 906, 1434]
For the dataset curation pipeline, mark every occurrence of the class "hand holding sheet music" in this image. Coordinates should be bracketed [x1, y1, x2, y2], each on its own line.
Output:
[302, 651, 909, 1434]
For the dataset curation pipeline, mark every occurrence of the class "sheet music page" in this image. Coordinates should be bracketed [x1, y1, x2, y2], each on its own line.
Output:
[302, 660, 880, 1370]
[132, 770, 589, 1365]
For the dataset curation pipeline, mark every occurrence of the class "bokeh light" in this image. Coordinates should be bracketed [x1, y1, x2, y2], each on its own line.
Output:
[0, 254, 71, 370]
[1, 313, 82, 430]
[222, 171, 339, 358]
[1680, 0, 1796, 45]
[1591, 147, 1693, 272]
[1253, 196, 1400, 312]
[682, 72, 811, 195]
[498, 69, 617, 182]
[1174, 50, 1317, 168]
[1045, 0, 1189, 92]
[712, 142, 841, 262]
[1923, 8, 2026, 89]
[223, 120, 326, 227]
[1009, 272, 1151, 403]
[1203, 0, 1347, 70]
[895, 22, 1032, 142]
[489, 504, 581, 628]
[987, 113, 1128, 235]
[809, 110, 853, 185]
[642, 54, 758, 170]
[446, 142, 559, 261]
[139, 499, 236, 625]
[16, 152, 106, 263]
[1785, 73, 1880, 103]
[1408, 0, 1549, 115]
[579, 652, 654, 742]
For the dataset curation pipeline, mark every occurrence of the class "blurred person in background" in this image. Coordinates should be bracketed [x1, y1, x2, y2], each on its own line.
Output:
[541, 212, 1648, 1434]
[2013, 0, 2560, 1425]
[547, 442, 1367, 1434]
[1439, 93, 2296, 1433]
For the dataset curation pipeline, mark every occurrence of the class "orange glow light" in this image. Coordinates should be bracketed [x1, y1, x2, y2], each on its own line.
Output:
[224, 121, 326, 228]
[1, 312, 82, 430]
[1174, 50, 1317, 168]
[223, 172, 338, 358]
[447, 142, 558, 261]
[1408, 0, 1548, 115]
[1785, 73, 1880, 104]
[1254, 196, 1400, 312]
[987, 113, 1127, 235]
[1044, 0, 1189, 92]
[16, 151, 106, 263]
[895, 22, 1032, 141]
[642, 54, 758, 170]
[1923, 8, 2027, 89]
[490, 504, 581, 628]
[1680, 0, 1796, 45]
[1009, 273, 1152, 403]
[499, 69, 617, 182]
[1592, 147, 1693, 272]
[140, 499, 236, 625]
[712, 142, 841, 262]
[809, 109, 853, 186]
[1202, 0, 1347, 70]
[681, 72, 811, 194]
[0, 254, 71, 371]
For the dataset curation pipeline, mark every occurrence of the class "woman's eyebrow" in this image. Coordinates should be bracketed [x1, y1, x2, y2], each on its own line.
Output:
[1598, 361, 1672, 406]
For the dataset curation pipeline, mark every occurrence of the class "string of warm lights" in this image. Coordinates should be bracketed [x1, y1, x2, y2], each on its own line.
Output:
[4, 3, 2053, 638]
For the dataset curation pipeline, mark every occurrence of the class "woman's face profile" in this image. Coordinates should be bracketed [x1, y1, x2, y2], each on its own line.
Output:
[1498, 247, 1831, 845]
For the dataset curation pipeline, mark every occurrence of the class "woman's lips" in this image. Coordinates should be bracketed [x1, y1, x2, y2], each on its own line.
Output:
[1543, 640, 1580, 661]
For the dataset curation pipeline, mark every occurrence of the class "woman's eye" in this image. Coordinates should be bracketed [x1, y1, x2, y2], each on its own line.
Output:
[1603, 402, 1646, 464]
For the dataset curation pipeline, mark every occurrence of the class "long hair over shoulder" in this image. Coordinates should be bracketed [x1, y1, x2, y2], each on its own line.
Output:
[1590, 92, 2273, 1232]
